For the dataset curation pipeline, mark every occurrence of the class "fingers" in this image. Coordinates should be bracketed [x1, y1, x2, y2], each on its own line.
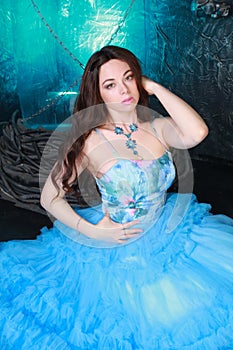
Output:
[98, 216, 143, 244]
[118, 223, 142, 242]
[141, 76, 154, 95]
[122, 225, 142, 234]
[118, 233, 140, 243]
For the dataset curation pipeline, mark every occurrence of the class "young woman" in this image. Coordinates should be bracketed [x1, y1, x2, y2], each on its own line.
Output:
[0, 46, 232, 349]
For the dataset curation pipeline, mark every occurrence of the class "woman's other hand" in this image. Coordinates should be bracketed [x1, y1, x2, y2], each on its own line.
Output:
[79, 214, 143, 244]
[142, 76, 156, 95]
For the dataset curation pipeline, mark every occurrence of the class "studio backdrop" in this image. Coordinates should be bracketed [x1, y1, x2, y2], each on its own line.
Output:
[0, 0, 232, 160]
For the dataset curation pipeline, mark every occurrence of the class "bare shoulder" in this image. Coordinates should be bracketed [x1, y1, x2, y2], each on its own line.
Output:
[83, 129, 101, 153]
[82, 129, 109, 173]
[151, 116, 171, 130]
[150, 117, 173, 147]
[73, 130, 98, 174]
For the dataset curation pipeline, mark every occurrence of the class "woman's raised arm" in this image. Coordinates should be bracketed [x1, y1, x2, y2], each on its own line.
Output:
[142, 77, 209, 149]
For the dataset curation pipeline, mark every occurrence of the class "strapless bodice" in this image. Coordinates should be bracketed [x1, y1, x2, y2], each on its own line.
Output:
[95, 151, 176, 225]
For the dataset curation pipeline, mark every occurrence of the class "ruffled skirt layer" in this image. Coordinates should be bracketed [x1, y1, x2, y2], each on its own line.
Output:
[0, 194, 233, 349]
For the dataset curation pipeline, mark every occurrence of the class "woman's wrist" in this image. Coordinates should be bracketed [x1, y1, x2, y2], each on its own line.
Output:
[142, 77, 161, 96]
[149, 81, 165, 96]
[76, 217, 82, 232]
[76, 217, 95, 238]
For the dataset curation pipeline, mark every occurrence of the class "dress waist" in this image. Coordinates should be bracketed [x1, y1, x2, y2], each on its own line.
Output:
[102, 192, 166, 224]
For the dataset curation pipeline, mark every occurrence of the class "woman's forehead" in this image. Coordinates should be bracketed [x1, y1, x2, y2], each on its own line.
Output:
[99, 59, 131, 82]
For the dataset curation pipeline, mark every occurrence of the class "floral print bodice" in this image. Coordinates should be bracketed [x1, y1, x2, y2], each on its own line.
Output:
[95, 151, 176, 226]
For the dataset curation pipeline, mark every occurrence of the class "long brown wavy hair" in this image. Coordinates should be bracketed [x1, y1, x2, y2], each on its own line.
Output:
[51, 45, 149, 204]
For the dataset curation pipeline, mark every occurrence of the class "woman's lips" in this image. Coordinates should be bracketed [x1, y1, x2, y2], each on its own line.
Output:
[121, 97, 134, 104]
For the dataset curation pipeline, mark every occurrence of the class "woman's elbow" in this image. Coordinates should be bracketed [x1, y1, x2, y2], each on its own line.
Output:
[40, 187, 54, 212]
[40, 174, 60, 212]
[184, 124, 209, 149]
[195, 124, 209, 143]
[40, 192, 49, 211]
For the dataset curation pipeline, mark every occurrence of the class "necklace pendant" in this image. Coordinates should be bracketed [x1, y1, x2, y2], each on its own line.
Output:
[126, 139, 137, 150]
[114, 126, 123, 135]
[114, 123, 142, 159]
[129, 123, 138, 132]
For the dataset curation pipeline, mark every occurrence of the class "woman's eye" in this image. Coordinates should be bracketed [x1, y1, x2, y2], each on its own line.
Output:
[106, 83, 115, 89]
[125, 75, 134, 81]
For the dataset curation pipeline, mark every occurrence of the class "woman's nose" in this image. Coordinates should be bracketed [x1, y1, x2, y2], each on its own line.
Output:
[119, 82, 128, 94]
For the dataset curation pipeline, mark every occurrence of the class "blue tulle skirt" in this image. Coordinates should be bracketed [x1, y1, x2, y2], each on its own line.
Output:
[0, 193, 233, 349]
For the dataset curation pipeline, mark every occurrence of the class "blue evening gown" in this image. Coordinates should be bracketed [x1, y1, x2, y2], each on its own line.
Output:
[0, 148, 233, 349]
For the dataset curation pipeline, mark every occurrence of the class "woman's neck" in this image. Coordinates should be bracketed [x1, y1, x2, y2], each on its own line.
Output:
[107, 109, 138, 126]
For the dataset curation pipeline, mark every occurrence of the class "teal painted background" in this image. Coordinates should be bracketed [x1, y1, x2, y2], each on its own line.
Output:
[0, 0, 232, 160]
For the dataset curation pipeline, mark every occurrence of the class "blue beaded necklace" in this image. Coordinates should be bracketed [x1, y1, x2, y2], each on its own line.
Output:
[114, 123, 140, 157]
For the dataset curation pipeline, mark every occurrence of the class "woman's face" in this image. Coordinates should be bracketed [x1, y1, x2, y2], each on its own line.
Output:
[98, 59, 140, 113]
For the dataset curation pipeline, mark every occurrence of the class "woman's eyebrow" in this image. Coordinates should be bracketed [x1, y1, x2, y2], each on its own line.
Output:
[102, 78, 115, 86]
[123, 69, 132, 76]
